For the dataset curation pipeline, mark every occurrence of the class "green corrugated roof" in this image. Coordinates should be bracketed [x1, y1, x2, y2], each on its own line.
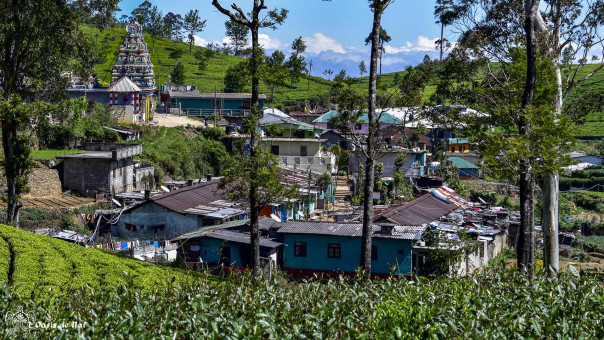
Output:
[447, 157, 479, 169]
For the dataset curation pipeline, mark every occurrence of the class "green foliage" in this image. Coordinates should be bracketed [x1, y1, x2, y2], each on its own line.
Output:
[138, 126, 228, 180]
[469, 189, 498, 205]
[224, 61, 250, 93]
[170, 62, 185, 85]
[0, 264, 602, 337]
[573, 235, 604, 254]
[0, 224, 198, 297]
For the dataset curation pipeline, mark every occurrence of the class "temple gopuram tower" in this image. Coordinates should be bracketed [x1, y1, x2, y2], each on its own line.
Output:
[108, 19, 156, 124]
[111, 20, 155, 90]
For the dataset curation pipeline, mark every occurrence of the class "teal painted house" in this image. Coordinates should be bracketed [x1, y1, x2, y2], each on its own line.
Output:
[165, 87, 268, 116]
[174, 223, 282, 269]
[278, 222, 421, 278]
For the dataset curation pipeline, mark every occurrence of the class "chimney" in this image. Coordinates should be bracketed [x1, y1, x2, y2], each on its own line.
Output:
[380, 224, 394, 235]
[206, 174, 212, 181]
[187, 179, 194, 187]
[144, 190, 151, 200]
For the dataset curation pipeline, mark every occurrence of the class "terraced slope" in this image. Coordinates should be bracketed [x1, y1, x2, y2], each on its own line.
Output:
[0, 224, 200, 296]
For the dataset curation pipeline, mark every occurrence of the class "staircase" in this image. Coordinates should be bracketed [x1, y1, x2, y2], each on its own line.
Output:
[334, 176, 353, 201]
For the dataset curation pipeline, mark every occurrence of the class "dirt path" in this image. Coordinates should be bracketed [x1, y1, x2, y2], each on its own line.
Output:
[153, 114, 207, 127]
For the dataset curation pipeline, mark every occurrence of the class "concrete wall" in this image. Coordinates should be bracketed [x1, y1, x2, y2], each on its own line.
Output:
[115, 202, 200, 239]
[62, 158, 110, 197]
[134, 166, 155, 191]
[84, 143, 142, 159]
[282, 234, 413, 275]
[109, 158, 134, 194]
[261, 139, 323, 157]
[349, 151, 426, 177]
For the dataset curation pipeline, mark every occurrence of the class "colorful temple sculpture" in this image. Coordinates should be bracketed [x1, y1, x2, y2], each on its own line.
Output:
[107, 19, 156, 124]
[111, 20, 155, 89]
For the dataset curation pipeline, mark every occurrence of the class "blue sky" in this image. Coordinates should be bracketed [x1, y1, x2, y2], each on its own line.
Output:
[118, 1, 451, 76]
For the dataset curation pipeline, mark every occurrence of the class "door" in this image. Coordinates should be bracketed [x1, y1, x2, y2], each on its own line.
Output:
[220, 247, 231, 266]
[271, 145, 279, 155]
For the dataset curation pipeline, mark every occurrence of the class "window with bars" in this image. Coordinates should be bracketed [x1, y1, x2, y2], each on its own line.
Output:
[294, 242, 307, 257]
[327, 243, 341, 258]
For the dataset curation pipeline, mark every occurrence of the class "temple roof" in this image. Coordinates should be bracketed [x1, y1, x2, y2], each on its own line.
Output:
[108, 76, 141, 93]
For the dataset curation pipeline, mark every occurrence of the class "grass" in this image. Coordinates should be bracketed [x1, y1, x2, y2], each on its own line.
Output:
[0, 149, 83, 160]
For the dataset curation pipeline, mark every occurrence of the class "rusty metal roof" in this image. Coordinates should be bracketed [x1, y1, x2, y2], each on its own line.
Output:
[375, 194, 458, 225]
[149, 180, 243, 215]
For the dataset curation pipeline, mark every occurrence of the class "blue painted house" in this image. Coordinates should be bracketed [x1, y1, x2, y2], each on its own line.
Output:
[447, 157, 480, 177]
[277, 221, 421, 278]
[173, 221, 282, 269]
[164, 85, 268, 116]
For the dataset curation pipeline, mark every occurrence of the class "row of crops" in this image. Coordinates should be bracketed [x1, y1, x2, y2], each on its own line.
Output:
[1, 224, 603, 338]
[0, 224, 204, 296]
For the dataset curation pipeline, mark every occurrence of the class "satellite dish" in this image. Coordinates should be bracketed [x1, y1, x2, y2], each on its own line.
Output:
[112, 198, 122, 207]
[161, 185, 170, 192]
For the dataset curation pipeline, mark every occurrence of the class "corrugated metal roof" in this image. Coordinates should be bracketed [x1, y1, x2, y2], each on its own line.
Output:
[149, 180, 244, 215]
[375, 194, 458, 225]
[277, 221, 422, 240]
[107, 76, 141, 92]
[168, 91, 268, 100]
[172, 219, 249, 240]
[447, 157, 479, 169]
[206, 229, 282, 248]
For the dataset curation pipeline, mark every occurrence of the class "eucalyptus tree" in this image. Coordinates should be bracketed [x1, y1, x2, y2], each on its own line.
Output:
[287, 36, 307, 87]
[146, 5, 165, 53]
[225, 14, 250, 56]
[261, 50, 289, 101]
[434, 0, 456, 60]
[433, 0, 577, 275]
[184, 9, 206, 53]
[211, 0, 288, 277]
[359, 60, 368, 77]
[365, 26, 391, 75]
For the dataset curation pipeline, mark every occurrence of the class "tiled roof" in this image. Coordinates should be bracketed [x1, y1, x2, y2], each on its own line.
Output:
[277, 221, 422, 240]
[375, 193, 458, 225]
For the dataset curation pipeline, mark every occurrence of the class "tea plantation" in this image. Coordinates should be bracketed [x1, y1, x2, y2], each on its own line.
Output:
[1, 224, 604, 338]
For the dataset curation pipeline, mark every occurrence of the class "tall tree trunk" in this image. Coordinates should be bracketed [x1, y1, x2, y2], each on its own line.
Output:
[517, 0, 540, 275]
[439, 22, 444, 61]
[543, 0, 563, 277]
[2, 122, 21, 225]
[361, 0, 390, 276]
[249, 26, 261, 277]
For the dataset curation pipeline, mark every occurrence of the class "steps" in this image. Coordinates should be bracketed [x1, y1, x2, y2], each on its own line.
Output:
[334, 177, 352, 200]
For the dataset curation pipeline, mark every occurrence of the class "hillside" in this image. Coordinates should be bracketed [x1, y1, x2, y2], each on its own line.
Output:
[85, 25, 603, 137]
[0, 224, 201, 296]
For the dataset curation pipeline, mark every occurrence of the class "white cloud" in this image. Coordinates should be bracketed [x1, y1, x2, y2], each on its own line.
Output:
[303, 33, 347, 54]
[258, 33, 283, 50]
[193, 35, 209, 47]
[384, 35, 438, 54]
[381, 56, 407, 66]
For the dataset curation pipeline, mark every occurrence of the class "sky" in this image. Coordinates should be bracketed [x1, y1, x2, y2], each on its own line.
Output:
[117, 0, 449, 76]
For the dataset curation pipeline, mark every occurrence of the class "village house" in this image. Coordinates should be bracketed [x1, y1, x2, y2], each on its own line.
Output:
[114, 179, 247, 240]
[277, 221, 421, 278]
[447, 157, 481, 178]
[56, 142, 149, 198]
[173, 220, 282, 270]
[162, 85, 267, 116]
[313, 110, 402, 135]
[348, 148, 427, 178]
[260, 112, 336, 174]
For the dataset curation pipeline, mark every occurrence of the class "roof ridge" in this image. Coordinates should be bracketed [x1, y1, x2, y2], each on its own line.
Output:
[152, 180, 218, 202]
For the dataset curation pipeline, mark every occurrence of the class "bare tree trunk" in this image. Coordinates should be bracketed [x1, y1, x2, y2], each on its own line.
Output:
[361, 0, 391, 276]
[543, 0, 564, 277]
[439, 22, 444, 61]
[516, 0, 540, 275]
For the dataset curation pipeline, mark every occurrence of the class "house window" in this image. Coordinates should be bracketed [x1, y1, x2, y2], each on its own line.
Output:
[211, 99, 220, 108]
[355, 122, 362, 130]
[371, 245, 378, 261]
[242, 100, 250, 110]
[294, 242, 307, 257]
[328, 243, 341, 258]
[294, 130, 305, 138]
[300, 146, 308, 156]
[282, 157, 288, 165]
[295, 157, 300, 164]
[271, 145, 279, 155]
[326, 122, 332, 129]
[397, 249, 405, 255]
